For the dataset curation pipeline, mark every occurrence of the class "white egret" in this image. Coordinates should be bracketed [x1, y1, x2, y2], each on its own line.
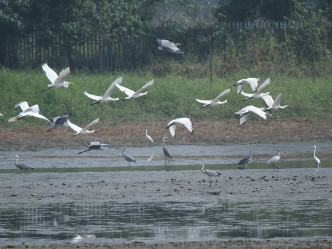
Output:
[157, 39, 184, 54]
[262, 92, 288, 110]
[115, 79, 154, 100]
[238, 142, 253, 169]
[233, 78, 260, 94]
[84, 76, 123, 105]
[15, 155, 34, 171]
[8, 101, 51, 123]
[235, 105, 268, 125]
[145, 129, 154, 146]
[66, 118, 99, 136]
[41, 63, 73, 92]
[200, 163, 221, 187]
[195, 88, 232, 108]
[242, 78, 271, 101]
[166, 118, 193, 137]
[121, 145, 136, 167]
[267, 149, 281, 170]
[162, 137, 172, 163]
[313, 145, 320, 170]
[47, 115, 69, 132]
[78, 142, 110, 154]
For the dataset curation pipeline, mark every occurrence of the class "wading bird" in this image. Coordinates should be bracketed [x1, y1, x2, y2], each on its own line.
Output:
[200, 163, 221, 187]
[238, 142, 254, 169]
[41, 63, 73, 92]
[313, 145, 320, 171]
[157, 39, 184, 54]
[84, 76, 123, 105]
[262, 93, 288, 111]
[195, 88, 232, 108]
[235, 105, 268, 125]
[121, 145, 136, 167]
[66, 118, 99, 136]
[267, 149, 281, 170]
[166, 118, 193, 137]
[241, 78, 271, 101]
[115, 79, 154, 100]
[8, 101, 51, 123]
[15, 155, 34, 171]
[47, 115, 69, 132]
[78, 142, 110, 154]
[234, 78, 260, 94]
[162, 137, 172, 163]
[145, 129, 154, 146]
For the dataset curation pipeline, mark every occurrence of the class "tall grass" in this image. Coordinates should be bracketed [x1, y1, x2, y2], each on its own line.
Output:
[0, 67, 331, 129]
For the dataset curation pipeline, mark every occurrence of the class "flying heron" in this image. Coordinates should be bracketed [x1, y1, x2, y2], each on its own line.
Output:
[15, 155, 34, 171]
[8, 101, 51, 123]
[41, 63, 74, 92]
[47, 115, 69, 132]
[195, 88, 231, 108]
[200, 163, 221, 187]
[121, 145, 136, 167]
[66, 118, 99, 136]
[78, 142, 110, 154]
[157, 39, 184, 54]
[238, 142, 254, 169]
[166, 118, 193, 137]
[233, 77, 260, 94]
[115, 79, 154, 100]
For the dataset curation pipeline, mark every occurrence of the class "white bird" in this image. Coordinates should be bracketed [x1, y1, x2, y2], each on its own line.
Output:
[261, 92, 288, 110]
[195, 88, 232, 108]
[313, 145, 320, 170]
[166, 118, 193, 137]
[84, 76, 123, 105]
[267, 149, 281, 170]
[234, 78, 260, 94]
[41, 63, 73, 92]
[241, 78, 271, 101]
[0, 113, 3, 116]
[145, 129, 154, 146]
[15, 155, 34, 171]
[157, 39, 184, 54]
[162, 137, 172, 163]
[8, 101, 51, 123]
[78, 141, 110, 154]
[115, 79, 154, 100]
[47, 115, 69, 132]
[66, 118, 99, 136]
[235, 105, 268, 125]
[200, 163, 221, 187]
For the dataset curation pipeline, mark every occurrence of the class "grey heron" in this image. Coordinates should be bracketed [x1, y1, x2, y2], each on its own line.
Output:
[121, 145, 136, 167]
[66, 118, 99, 136]
[235, 105, 268, 125]
[47, 115, 69, 132]
[41, 63, 73, 92]
[262, 92, 288, 111]
[200, 163, 221, 187]
[233, 78, 260, 94]
[267, 149, 281, 170]
[78, 142, 110, 154]
[313, 145, 320, 170]
[115, 79, 154, 100]
[162, 137, 172, 163]
[166, 118, 193, 137]
[15, 155, 34, 171]
[145, 129, 154, 146]
[241, 78, 271, 101]
[8, 101, 51, 123]
[84, 76, 123, 105]
[157, 39, 184, 54]
[238, 142, 254, 169]
[195, 88, 232, 108]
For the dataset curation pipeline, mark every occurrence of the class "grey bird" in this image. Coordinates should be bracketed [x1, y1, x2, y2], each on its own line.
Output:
[157, 39, 184, 54]
[121, 145, 136, 167]
[15, 155, 34, 171]
[78, 142, 110, 154]
[47, 115, 69, 132]
[162, 136, 172, 163]
[201, 163, 221, 187]
[238, 142, 254, 169]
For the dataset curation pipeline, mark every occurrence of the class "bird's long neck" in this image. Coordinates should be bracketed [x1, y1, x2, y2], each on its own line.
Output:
[122, 146, 126, 155]
[201, 164, 205, 171]
[145, 129, 148, 135]
[314, 147, 317, 157]
[15, 157, 18, 166]
[249, 144, 252, 158]
[277, 151, 281, 157]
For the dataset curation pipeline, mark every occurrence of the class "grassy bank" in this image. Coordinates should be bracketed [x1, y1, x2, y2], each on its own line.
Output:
[0, 68, 331, 129]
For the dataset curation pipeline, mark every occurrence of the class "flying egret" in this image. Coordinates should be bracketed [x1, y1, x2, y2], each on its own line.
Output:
[0, 113, 3, 116]
[242, 78, 271, 101]
[47, 115, 69, 132]
[8, 101, 51, 123]
[115, 79, 154, 100]
[41, 63, 73, 92]
[162, 137, 172, 163]
[267, 149, 281, 170]
[195, 88, 232, 108]
[121, 145, 136, 167]
[84, 76, 123, 105]
[238, 142, 253, 169]
[66, 118, 99, 136]
[200, 163, 221, 187]
[15, 155, 34, 171]
[261, 92, 288, 110]
[157, 39, 184, 54]
[235, 105, 268, 125]
[233, 78, 260, 94]
[145, 129, 154, 146]
[166, 118, 193, 137]
[78, 142, 110, 154]
[313, 145, 320, 171]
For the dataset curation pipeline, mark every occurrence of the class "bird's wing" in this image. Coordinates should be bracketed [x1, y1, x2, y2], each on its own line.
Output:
[239, 114, 248, 125]
[236, 84, 244, 94]
[42, 63, 58, 84]
[157, 39, 183, 53]
[115, 84, 135, 97]
[27, 104, 40, 113]
[84, 91, 101, 101]
[89, 141, 101, 146]
[53, 67, 70, 84]
[170, 118, 193, 133]
[256, 77, 270, 93]
[168, 124, 176, 137]
[247, 106, 267, 119]
[261, 95, 274, 108]
[213, 88, 231, 101]
[8, 115, 19, 122]
[272, 92, 284, 108]
[82, 118, 99, 131]
[195, 99, 211, 104]
[103, 76, 123, 98]
[26, 112, 51, 123]
[246, 78, 259, 92]
[239, 91, 252, 98]
[66, 120, 82, 132]
[15, 101, 29, 112]
[135, 79, 154, 95]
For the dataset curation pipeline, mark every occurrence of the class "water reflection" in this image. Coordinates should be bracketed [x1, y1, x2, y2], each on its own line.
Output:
[0, 199, 331, 246]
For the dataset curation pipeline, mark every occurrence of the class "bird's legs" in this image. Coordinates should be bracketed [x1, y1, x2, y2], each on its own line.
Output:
[209, 177, 212, 187]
